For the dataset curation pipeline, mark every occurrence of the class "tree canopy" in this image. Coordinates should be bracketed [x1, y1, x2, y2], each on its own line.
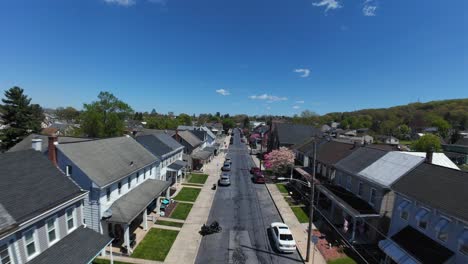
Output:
[0, 87, 44, 149]
[56, 106, 80, 122]
[264, 147, 295, 175]
[411, 134, 442, 152]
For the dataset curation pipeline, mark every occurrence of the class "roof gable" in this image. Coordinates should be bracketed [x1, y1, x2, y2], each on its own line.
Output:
[275, 123, 321, 145]
[335, 147, 388, 175]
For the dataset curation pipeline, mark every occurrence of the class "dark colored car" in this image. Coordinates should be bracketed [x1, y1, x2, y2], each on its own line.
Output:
[253, 174, 266, 184]
[221, 163, 231, 171]
[250, 167, 261, 175]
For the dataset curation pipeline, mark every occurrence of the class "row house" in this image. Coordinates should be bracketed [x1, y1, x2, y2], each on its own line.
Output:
[177, 125, 217, 147]
[136, 131, 186, 186]
[52, 136, 171, 254]
[174, 130, 215, 170]
[379, 163, 468, 264]
[267, 122, 322, 152]
[0, 150, 111, 264]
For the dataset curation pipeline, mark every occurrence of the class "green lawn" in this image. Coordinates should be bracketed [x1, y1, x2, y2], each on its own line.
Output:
[173, 187, 201, 202]
[170, 203, 193, 220]
[399, 140, 414, 145]
[276, 183, 288, 193]
[92, 259, 133, 264]
[291, 206, 309, 223]
[155, 219, 184, 228]
[188, 174, 209, 184]
[131, 228, 179, 261]
[327, 257, 358, 264]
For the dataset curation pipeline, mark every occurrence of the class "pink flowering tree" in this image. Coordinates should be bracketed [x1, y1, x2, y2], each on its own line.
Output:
[264, 147, 295, 175]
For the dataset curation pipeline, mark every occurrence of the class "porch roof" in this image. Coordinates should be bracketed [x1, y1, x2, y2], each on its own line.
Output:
[28, 226, 112, 264]
[168, 160, 188, 171]
[380, 226, 454, 264]
[317, 184, 379, 217]
[192, 150, 212, 160]
[107, 179, 170, 224]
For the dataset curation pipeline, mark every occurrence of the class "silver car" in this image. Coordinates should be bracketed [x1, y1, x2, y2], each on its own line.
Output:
[218, 173, 231, 186]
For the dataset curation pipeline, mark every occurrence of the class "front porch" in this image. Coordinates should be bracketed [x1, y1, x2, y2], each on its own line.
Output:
[166, 160, 188, 185]
[316, 184, 382, 244]
[104, 179, 171, 256]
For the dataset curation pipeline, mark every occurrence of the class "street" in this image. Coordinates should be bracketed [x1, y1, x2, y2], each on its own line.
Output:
[195, 129, 303, 264]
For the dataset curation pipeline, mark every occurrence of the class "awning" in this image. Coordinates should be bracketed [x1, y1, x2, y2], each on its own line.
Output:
[378, 239, 420, 264]
[204, 146, 216, 153]
[28, 226, 112, 264]
[192, 150, 212, 160]
[317, 184, 379, 217]
[107, 179, 170, 224]
[168, 160, 188, 171]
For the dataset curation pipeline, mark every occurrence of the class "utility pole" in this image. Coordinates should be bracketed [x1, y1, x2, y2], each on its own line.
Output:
[306, 140, 316, 263]
[259, 132, 264, 171]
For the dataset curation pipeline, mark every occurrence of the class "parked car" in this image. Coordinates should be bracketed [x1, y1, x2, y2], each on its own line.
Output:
[218, 173, 231, 186]
[270, 222, 296, 253]
[253, 174, 266, 184]
[225, 157, 232, 164]
[222, 163, 231, 171]
[250, 167, 260, 174]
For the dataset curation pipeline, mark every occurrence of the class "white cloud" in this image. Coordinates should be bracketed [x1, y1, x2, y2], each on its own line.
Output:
[312, 0, 342, 13]
[293, 105, 300, 109]
[296, 100, 305, 104]
[363, 0, 377, 16]
[249, 94, 288, 102]
[215, 89, 230, 96]
[104, 0, 136, 6]
[294, 68, 311, 78]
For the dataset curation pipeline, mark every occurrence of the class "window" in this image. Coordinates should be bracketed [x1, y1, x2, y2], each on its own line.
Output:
[460, 230, 468, 255]
[136, 171, 140, 183]
[398, 200, 410, 220]
[66, 165, 72, 176]
[369, 188, 377, 205]
[23, 228, 38, 259]
[128, 177, 131, 189]
[144, 168, 146, 179]
[357, 182, 363, 197]
[150, 165, 152, 175]
[106, 187, 111, 201]
[66, 208, 76, 232]
[118, 182, 122, 195]
[346, 176, 352, 191]
[416, 209, 429, 230]
[46, 217, 58, 245]
[435, 218, 450, 242]
[0, 244, 11, 264]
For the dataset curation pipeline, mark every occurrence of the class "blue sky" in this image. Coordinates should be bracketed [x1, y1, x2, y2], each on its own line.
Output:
[0, 0, 467, 116]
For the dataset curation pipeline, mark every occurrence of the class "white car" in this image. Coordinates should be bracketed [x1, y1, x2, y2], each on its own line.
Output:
[218, 173, 231, 186]
[270, 222, 296, 253]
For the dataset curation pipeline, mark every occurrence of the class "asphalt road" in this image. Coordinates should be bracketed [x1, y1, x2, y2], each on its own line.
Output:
[195, 129, 303, 264]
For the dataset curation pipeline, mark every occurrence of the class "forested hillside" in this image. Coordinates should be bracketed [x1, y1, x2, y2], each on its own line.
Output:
[291, 99, 468, 140]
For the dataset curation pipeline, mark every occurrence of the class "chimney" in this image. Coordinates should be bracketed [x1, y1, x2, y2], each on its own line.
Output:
[425, 148, 434, 164]
[31, 138, 42, 152]
[48, 136, 58, 166]
[175, 130, 180, 141]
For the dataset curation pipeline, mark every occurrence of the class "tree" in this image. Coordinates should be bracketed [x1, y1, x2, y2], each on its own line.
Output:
[411, 134, 442, 152]
[0, 87, 43, 149]
[242, 116, 250, 129]
[150, 108, 157, 115]
[221, 118, 235, 131]
[56, 106, 80, 122]
[430, 116, 450, 138]
[177, 113, 192, 126]
[80, 92, 133, 137]
[396, 124, 411, 139]
[300, 110, 318, 118]
[264, 147, 295, 175]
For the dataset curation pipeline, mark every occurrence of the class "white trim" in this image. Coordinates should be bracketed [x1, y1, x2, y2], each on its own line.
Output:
[435, 217, 451, 243]
[0, 242, 12, 264]
[45, 215, 59, 246]
[65, 207, 77, 233]
[22, 227, 39, 261]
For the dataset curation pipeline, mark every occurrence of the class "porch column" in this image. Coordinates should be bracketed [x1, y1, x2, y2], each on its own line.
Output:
[123, 224, 130, 253]
[166, 188, 170, 199]
[109, 244, 114, 264]
[143, 209, 148, 231]
[156, 197, 161, 219]
[351, 217, 357, 241]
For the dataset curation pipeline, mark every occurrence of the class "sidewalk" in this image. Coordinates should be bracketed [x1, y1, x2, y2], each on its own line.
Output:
[164, 136, 230, 264]
[251, 155, 327, 264]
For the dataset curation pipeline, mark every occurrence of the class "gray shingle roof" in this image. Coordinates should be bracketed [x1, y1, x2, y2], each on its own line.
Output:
[136, 135, 173, 158]
[335, 147, 388, 175]
[108, 179, 170, 224]
[177, 130, 202, 147]
[7, 134, 94, 153]
[168, 160, 187, 171]
[27, 226, 112, 264]
[57, 137, 158, 187]
[0, 150, 84, 223]
[192, 150, 212, 160]
[0, 203, 16, 236]
[275, 123, 322, 145]
[190, 130, 207, 142]
[392, 163, 468, 221]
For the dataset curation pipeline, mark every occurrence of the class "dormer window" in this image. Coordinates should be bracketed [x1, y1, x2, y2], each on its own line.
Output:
[136, 171, 140, 183]
[118, 182, 122, 195]
[66, 165, 72, 176]
[435, 218, 450, 242]
[106, 188, 111, 202]
[398, 200, 410, 221]
[416, 209, 429, 230]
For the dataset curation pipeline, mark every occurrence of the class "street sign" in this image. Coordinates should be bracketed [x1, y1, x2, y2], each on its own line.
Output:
[311, 235, 319, 244]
